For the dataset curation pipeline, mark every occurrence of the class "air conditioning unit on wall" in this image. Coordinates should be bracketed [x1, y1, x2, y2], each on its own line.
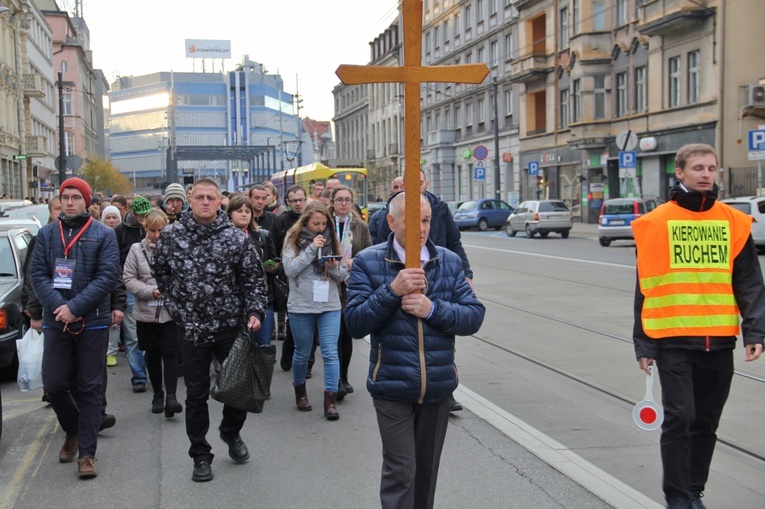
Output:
[747, 84, 765, 106]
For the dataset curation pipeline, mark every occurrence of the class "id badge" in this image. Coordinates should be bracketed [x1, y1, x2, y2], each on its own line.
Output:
[147, 299, 162, 307]
[313, 280, 330, 302]
[53, 258, 76, 289]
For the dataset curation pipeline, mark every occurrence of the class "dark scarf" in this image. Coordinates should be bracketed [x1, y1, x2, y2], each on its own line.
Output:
[59, 211, 91, 228]
[669, 181, 718, 212]
[298, 226, 334, 273]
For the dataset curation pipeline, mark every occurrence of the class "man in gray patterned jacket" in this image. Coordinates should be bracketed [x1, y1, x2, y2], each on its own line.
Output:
[152, 178, 267, 483]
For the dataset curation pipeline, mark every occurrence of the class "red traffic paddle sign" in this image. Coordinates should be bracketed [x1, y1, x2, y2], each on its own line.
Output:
[633, 365, 664, 431]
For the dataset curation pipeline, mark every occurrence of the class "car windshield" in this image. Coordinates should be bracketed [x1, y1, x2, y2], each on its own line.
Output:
[604, 201, 636, 214]
[539, 201, 569, 212]
[0, 237, 17, 278]
[458, 201, 478, 211]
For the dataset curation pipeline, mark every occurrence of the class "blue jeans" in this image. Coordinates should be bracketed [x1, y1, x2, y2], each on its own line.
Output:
[123, 291, 147, 385]
[250, 304, 275, 346]
[289, 311, 340, 391]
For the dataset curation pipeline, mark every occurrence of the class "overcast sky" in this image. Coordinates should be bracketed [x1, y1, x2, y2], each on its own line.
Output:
[78, 0, 399, 121]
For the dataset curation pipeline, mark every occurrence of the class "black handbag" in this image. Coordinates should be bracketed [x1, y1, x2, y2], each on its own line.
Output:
[270, 266, 289, 312]
[211, 332, 276, 413]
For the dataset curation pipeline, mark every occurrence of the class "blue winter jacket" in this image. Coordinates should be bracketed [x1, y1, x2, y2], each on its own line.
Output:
[31, 212, 120, 330]
[345, 236, 485, 404]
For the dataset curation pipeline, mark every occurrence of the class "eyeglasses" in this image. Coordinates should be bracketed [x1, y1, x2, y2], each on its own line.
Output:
[333, 198, 352, 204]
[61, 195, 84, 203]
[289, 198, 306, 204]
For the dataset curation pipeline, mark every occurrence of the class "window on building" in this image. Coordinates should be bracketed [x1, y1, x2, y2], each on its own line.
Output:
[505, 88, 513, 116]
[434, 26, 440, 49]
[65, 132, 75, 156]
[572, 78, 581, 122]
[505, 32, 515, 60]
[455, 104, 462, 128]
[560, 89, 569, 129]
[454, 13, 461, 40]
[477, 0, 484, 22]
[60, 60, 68, 75]
[445, 108, 451, 129]
[491, 41, 499, 67]
[466, 51, 472, 64]
[572, 0, 580, 35]
[478, 47, 485, 63]
[465, 5, 472, 30]
[425, 32, 431, 54]
[688, 50, 700, 104]
[466, 102, 474, 126]
[669, 56, 681, 107]
[478, 98, 485, 123]
[527, 90, 546, 134]
[616, 71, 627, 117]
[559, 7, 568, 50]
[63, 92, 73, 115]
[443, 20, 449, 45]
[593, 1, 605, 30]
[615, 0, 628, 26]
[634, 66, 646, 113]
[594, 76, 606, 119]
[490, 0, 497, 16]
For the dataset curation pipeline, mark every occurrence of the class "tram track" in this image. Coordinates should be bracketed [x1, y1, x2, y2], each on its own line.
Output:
[474, 295, 765, 465]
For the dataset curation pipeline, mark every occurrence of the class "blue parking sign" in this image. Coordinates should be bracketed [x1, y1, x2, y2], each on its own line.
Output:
[748, 130, 765, 151]
[528, 162, 540, 176]
[474, 165, 486, 181]
[619, 151, 636, 168]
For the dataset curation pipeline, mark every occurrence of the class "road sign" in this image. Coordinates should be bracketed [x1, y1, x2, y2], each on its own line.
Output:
[13, 154, 27, 161]
[473, 145, 488, 161]
[748, 129, 765, 160]
[55, 155, 82, 171]
[474, 165, 486, 181]
[619, 151, 636, 169]
[616, 129, 638, 151]
[502, 152, 512, 162]
[528, 161, 540, 176]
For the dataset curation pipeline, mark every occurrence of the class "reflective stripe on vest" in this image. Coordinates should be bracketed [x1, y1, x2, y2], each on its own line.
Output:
[632, 202, 751, 339]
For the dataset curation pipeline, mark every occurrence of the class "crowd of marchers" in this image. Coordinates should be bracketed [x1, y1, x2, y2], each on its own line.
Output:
[20, 172, 484, 509]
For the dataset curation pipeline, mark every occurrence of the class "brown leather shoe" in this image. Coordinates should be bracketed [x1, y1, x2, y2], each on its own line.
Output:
[77, 456, 97, 478]
[324, 391, 339, 421]
[59, 435, 78, 463]
[294, 382, 312, 411]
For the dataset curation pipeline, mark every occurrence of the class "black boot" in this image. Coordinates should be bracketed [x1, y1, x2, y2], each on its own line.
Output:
[165, 396, 183, 418]
[152, 393, 165, 414]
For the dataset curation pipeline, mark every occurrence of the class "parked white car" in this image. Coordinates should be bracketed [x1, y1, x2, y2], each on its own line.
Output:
[721, 196, 765, 250]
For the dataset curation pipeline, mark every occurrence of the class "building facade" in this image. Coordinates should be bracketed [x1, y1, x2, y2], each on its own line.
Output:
[332, 81, 369, 192]
[109, 57, 299, 194]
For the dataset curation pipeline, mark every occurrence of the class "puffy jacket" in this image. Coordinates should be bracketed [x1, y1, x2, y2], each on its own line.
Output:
[371, 191, 473, 279]
[114, 211, 145, 266]
[282, 241, 347, 314]
[151, 210, 267, 345]
[633, 183, 765, 360]
[123, 238, 171, 323]
[345, 237, 485, 404]
[272, 209, 300, 256]
[31, 213, 120, 330]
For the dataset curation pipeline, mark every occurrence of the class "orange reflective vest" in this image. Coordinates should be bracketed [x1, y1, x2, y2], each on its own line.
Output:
[632, 201, 752, 339]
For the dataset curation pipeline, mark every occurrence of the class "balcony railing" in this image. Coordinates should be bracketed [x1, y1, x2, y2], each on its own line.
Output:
[509, 53, 554, 84]
[637, 0, 714, 36]
[26, 135, 48, 157]
[427, 129, 456, 146]
[23, 74, 45, 98]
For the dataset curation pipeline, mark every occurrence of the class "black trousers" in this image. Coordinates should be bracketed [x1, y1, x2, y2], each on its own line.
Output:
[337, 309, 353, 381]
[42, 327, 108, 457]
[655, 348, 734, 502]
[373, 398, 451, 509]
[138, 321, 179, 398]
[177, 329, 247, 464]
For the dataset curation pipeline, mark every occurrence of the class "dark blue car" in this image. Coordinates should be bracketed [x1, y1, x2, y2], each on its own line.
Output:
[454, 199, 515, 231]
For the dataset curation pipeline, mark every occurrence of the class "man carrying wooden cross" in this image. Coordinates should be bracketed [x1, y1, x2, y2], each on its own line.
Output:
[338, 1, 489, 506]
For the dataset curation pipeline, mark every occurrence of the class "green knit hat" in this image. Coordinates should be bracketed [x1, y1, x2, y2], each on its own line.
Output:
[130, 196, 153, 215]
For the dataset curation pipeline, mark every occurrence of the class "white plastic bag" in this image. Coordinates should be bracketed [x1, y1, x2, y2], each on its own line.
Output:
[16, 328, 44, 391]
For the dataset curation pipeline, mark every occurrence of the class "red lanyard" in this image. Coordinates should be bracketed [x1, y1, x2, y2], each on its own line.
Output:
[59, 217, 93, 258]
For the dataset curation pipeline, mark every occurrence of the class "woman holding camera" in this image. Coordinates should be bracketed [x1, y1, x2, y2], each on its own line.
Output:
[282, 202, 347, 420]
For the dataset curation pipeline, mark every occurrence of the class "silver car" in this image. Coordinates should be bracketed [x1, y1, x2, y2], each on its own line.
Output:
[506, 200, 572, 238]
[721, 196, 765, 250]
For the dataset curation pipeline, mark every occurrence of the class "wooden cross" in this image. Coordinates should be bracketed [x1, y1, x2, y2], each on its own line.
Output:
[336, 0, 488, 269]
